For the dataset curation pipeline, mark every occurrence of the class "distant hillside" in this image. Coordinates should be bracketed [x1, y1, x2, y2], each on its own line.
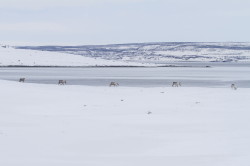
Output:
[0, 44, 149, 67]
[16, 42, 250, 63]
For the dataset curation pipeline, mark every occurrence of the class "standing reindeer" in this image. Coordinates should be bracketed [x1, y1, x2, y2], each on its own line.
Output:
[109, 82, 119, 87]
[58, 80, 67, 85]
[231, 84, 237, 90]
[172, 82, 181, 87]
[19, 78, 25, 82]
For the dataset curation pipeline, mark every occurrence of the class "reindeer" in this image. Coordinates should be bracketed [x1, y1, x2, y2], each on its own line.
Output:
[172, 82, 181, 87]
[19, 78, 25, 82]
[58, 80, 67, 85]
[231, 84, 237, 90]
[109, 82, 119, 87]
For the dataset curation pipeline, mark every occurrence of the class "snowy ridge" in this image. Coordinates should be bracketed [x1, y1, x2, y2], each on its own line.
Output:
[0, 44, 152, 67]
[17, 42, 250, 63]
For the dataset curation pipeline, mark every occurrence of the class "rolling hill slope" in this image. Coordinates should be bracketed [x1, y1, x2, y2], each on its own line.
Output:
[17, 42, 250, 63]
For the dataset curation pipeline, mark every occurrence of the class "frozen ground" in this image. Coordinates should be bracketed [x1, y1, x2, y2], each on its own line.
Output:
[0, 66, 250, 87]
[0, 80, 250, 166]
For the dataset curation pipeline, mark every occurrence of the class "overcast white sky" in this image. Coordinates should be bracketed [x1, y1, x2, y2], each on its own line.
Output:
[1, 0, 250, 45]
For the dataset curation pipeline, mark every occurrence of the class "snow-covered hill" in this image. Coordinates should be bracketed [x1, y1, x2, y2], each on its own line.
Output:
[0, 44, 150, 67]
[2, 42, 250, 66]
[17, 42, 250, 63]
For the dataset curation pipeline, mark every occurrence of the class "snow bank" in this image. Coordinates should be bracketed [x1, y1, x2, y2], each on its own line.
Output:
[0, 80, 250, 166]
[0, 46, 151, 67]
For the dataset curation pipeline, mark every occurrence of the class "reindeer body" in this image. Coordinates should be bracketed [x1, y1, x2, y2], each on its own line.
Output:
[172, 82, 181, 87]
[231, 84, 237, 90]
[19, 78, 25, 82]
[58, 80, 67, 85]
[172, 82, 178, 87]
[109, 82, 119, 87]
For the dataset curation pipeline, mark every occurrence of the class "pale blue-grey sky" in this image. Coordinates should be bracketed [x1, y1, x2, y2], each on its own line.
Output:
[1, 0, 250, 45]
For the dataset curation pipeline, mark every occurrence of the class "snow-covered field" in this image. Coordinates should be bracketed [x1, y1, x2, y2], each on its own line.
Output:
[0, 45, 150, 67]
[1, 79, 250, 166]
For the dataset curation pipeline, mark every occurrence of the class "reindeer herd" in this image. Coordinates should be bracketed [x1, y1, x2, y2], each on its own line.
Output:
[17, 77, 239, 90]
